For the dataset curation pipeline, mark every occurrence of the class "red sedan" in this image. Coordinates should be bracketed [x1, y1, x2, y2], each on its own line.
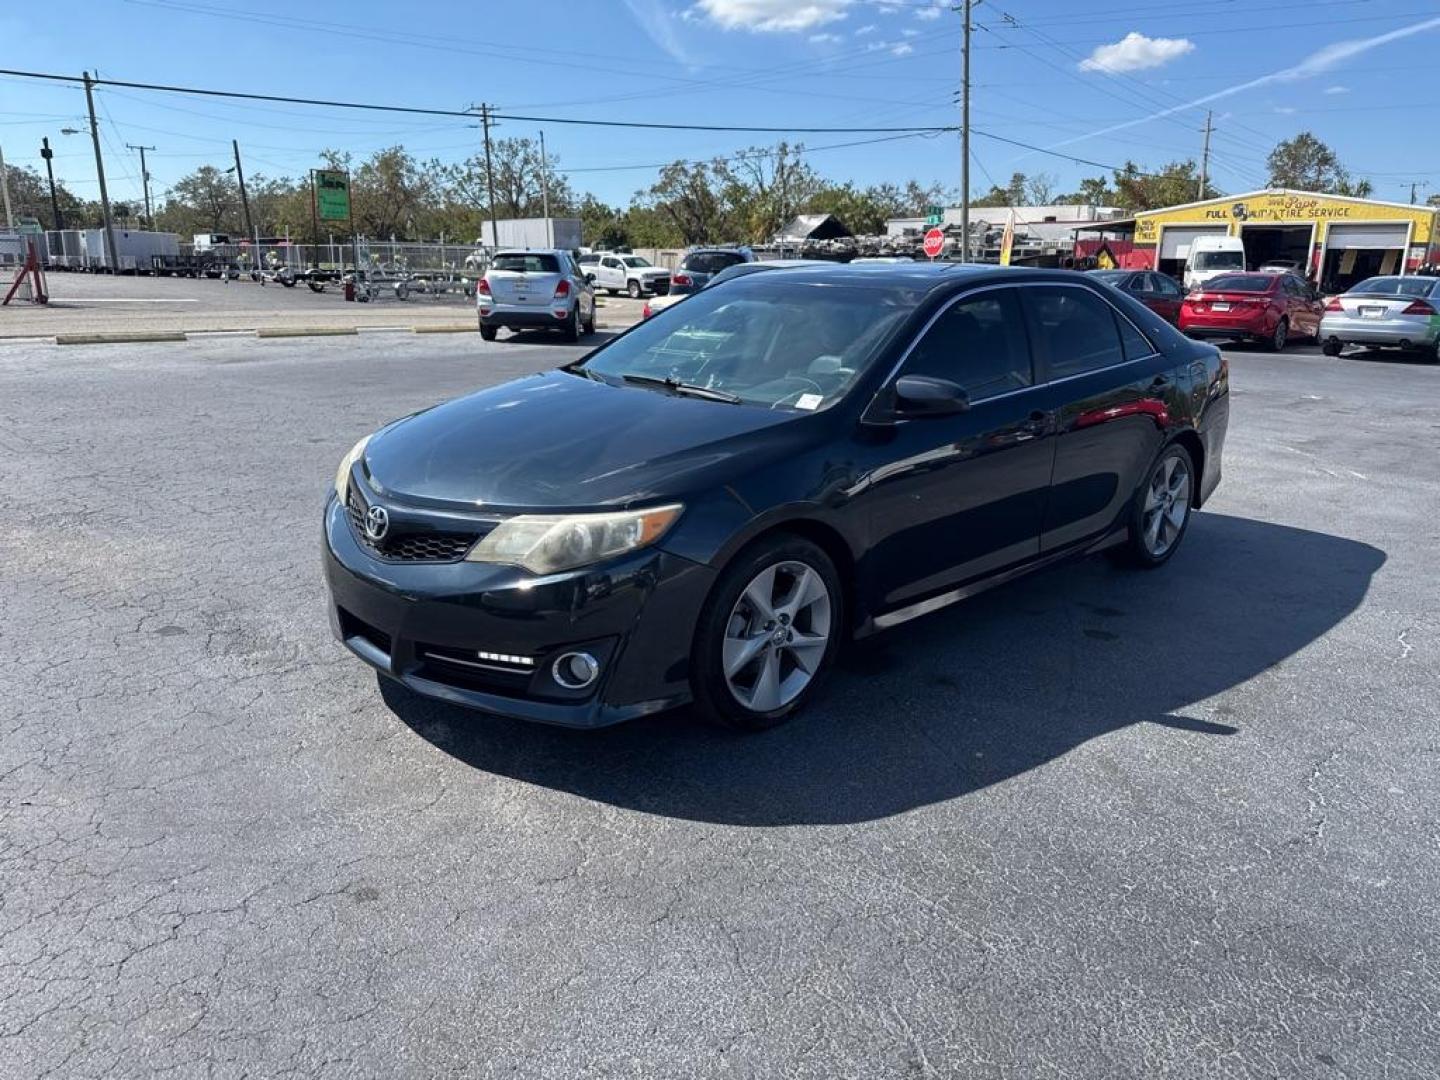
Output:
[1180, 272, 1324, 351]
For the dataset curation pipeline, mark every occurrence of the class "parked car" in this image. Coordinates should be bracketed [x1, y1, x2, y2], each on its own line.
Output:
[1180, 272, 1323, 350]
[1257, 259, 1302, 275]
[586, 252, 671, 298]
[1319, 275, 1440, 361]
[669, 247, 755, 297]
[325, 265, 1228, 731]
[1088, 269, 1185, 324]
[643, 259, 827, 319]
[476, 249, 596, 342]
[1184, 235, 1246, 291]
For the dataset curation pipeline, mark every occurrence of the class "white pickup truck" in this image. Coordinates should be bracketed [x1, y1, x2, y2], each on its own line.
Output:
[579, 252, 671, 298]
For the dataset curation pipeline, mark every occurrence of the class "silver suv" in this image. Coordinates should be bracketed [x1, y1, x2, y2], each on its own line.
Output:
[477, 250, 596, 342]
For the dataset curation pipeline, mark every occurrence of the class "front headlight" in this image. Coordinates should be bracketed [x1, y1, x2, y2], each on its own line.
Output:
[466, 504, 683, 575]
[333, 435, 370, 500]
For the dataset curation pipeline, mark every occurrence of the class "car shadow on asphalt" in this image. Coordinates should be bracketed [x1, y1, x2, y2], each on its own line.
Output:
[494, 330, 621, 347]
[380, 513, 1384, 826]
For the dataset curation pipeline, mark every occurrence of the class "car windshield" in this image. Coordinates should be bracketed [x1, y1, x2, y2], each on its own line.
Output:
[709, 263, 777, 286]
[1203, 274, 1272, 293]
[493, 253, 559, 273]
[1349, 276, 1436, 298]
[1090, 271, 1130, 284]
[1195, 250, 1245, 270]
[622, 257, 652, 268]
[684, 251, 746, 274]
[577, 281, 911, 410]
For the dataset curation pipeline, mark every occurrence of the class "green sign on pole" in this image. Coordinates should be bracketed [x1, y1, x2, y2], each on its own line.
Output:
[314, 170, 351, 222]
[925, 204, 944, 226]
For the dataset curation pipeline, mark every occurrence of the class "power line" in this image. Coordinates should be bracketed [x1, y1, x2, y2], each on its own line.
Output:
[0, 68, 960, 135]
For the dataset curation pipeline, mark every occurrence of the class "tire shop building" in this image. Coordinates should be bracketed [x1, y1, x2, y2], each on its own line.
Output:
[1074, 189, 1440, 292]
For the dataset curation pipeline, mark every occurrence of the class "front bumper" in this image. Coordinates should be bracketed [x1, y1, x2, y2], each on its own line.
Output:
[1319, 314, 1440, 347]
[323, 496, 715, 728]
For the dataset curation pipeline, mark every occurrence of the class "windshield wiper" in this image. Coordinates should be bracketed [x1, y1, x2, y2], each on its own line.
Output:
[620, 373, 742, 404]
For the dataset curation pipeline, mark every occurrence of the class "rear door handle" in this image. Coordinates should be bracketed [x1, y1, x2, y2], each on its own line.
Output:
[1150, 375, 1171, 389]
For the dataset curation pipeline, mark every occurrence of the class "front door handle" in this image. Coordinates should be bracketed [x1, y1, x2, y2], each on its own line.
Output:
[1015, 410, 1049, 440]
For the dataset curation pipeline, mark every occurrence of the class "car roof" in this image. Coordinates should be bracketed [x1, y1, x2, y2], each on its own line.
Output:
[494, 249, 567, 257]
[728, 262, 1090, 294]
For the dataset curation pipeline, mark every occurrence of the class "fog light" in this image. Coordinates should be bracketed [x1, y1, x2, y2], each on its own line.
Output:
[552, 651, 600, 690]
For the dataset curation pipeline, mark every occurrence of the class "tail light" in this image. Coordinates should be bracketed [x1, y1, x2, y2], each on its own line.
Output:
[1324, 296, 1342, 311]
[553, 279, 571, 300]
[477, 278, 491, 296]
[1401, 299, 1435, 315]
[672, 272, 692, 288]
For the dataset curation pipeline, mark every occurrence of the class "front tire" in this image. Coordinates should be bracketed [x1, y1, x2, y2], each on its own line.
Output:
[1111, 443, 1195, 569]
[691, 535, 843, 732]
[627, 280, 642, 299]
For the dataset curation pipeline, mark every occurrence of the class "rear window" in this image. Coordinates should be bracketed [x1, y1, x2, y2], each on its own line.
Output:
[1349, 276, 1436, 298]
[493, 253, 560, 273]
[684, 251, 747, 275]
[1202, 274, 1273, 293]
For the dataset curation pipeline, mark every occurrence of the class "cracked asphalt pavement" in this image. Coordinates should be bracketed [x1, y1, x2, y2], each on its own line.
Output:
[1, 331, 1437, 1078]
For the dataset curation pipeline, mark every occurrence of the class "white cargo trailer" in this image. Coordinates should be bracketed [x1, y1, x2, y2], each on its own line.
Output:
[476, 218, 582, 252]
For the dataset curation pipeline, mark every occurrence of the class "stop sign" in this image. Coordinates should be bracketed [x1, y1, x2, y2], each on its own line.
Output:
[923, 227, 945, 259]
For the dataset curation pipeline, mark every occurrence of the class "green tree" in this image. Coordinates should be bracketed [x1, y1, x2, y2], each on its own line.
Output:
[641, 159, 728, 244]
[1266, 132, 1370, 196]
[442, 136, 576, 224]
[156, 165, 240, 235]
[1110, 160, 1217, 212]
[0, 163, 84, 229]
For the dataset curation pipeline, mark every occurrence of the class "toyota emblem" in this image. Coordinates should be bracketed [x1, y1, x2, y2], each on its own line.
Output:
[363, 504, 390, 541]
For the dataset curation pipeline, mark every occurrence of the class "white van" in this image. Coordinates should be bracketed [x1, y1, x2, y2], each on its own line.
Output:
[1184, 235, 1246, 291]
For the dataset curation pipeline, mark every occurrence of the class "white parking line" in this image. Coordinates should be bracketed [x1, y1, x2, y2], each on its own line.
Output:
[52, 298, 199, 303]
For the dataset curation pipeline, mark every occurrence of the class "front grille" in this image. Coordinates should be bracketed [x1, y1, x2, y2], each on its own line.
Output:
[346, 489, 481, 563]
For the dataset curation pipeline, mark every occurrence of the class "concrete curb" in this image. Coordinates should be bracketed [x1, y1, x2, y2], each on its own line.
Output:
[255, 327, 359, 339]
[55, 331, 188, 345]
[413, 323, 479, 334]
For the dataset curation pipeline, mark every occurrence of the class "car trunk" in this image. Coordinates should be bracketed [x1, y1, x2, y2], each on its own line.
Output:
[1186, 289, 1271, 314]
[1331, 293, 1432, 320]
[488, 254, 563, 306]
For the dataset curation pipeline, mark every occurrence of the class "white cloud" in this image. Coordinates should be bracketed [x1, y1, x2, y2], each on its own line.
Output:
[1324, 84, 1349, 94]
[855, 23, 877, 35]
[890, 42, 914, 56]
[694, 0, 853, 32]
[1273, 106, 1297, 114]
[1079, 32, 1195, 73]
[877, 3, 900, 12]
[809, 31, 842, 44]
[901, 27, 920, 37]
[914, 3, 942, 20]
[624, 0, 698, 64]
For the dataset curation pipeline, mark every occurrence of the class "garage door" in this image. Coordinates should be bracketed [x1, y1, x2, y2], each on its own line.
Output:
[1158, 225, 1227, 261]
[1325, 223, 1410, 249]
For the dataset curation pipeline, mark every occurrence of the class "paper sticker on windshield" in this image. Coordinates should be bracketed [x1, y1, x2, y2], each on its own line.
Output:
[795, 393, 823, 411]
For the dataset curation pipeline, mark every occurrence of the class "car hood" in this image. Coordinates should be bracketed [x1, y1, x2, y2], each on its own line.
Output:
[363, 370, 811, 511]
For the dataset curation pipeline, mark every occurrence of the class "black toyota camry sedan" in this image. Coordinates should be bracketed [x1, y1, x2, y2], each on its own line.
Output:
[323, 264, 1228, 731]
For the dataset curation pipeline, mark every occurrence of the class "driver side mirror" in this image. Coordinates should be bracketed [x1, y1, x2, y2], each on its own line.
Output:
[893, 374, 970, 418]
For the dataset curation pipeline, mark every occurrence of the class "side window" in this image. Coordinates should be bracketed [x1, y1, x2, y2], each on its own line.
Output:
[1154, 274, 1182, 298]
[603, 257, 621, 270]
[902, 289, 1033, 401]
[1024, 286, 1127, 380]
[1116, 311, 1156, 360]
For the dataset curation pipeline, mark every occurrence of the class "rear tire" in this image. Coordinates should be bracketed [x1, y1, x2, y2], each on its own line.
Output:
[1264, 317, 1289, 352]
[561, 307, 580, 343]
[582, 305, 596, 335]
[1321, 338, 1342, 357]
[691, 535, 843, 732]
[479, 323, 498, 341]
[1110, 443, 1196, 569]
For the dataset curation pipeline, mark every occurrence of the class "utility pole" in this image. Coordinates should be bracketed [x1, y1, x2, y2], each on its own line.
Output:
[83, 72, 118, 273]
[539, 129, 552, 248]
[478, 104, 500, 250]
[40, 137, 64, 230]
[0, 144, 13, 228]
[960, 0, 972, 263]
[1407, 181, 1429, 205]
[1198, 111, 1213, 201]
[126, 143, 156, 228]
[231, 140, 258, 272]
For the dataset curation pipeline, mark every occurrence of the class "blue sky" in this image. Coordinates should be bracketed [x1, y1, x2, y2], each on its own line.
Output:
[3, 0, 1439, 213]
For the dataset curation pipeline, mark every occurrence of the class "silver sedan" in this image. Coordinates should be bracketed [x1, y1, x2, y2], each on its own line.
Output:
[1320, 275, 1440, 361]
